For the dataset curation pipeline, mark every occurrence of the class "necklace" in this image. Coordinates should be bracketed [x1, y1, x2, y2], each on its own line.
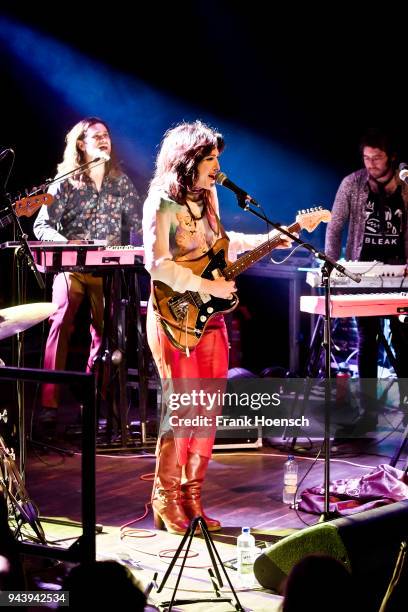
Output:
[184, 199, 206, 221]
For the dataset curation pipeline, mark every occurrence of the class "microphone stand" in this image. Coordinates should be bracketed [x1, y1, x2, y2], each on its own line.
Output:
[26, 156, 108, 196]
[2, 192, 46, 482]
[234, 195, 361, 520]
[10, 200, 45, 291]
[7, 157, 108, 291]
[8, 156, 108, 290]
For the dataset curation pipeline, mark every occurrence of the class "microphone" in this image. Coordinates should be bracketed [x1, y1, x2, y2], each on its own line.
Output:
[216, 172, 260, 207]
[334, 263, 362, 284]
[320, 253, 362, 284]
[399, 162, 408, 185]
[93, 150, 110, 162]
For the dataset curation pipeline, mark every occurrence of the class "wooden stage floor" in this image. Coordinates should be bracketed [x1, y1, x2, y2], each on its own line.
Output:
[15, 411, 408, 610]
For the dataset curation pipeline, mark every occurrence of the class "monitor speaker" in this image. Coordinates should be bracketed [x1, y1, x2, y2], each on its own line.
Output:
[254, 500, 408, 610]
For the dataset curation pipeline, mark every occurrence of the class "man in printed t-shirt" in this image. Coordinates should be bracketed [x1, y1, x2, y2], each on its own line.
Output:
[325, 129, 408, 433]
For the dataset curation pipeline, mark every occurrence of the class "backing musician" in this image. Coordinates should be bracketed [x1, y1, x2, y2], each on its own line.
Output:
[33, 117, 142, 435]
[325, 129, 408, 433]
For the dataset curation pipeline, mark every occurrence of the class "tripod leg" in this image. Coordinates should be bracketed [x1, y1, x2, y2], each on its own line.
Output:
[168, 521, 199, 611]
[197, 518, 244, 611]
[285, 315, 324, 450]
[290, 376, 315, 450]
[156, 519, 195, 593]
[199, 518, 223, 586]
[306, 315, 324, 377]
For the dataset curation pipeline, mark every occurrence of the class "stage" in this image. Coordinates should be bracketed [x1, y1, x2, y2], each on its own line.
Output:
[17, 418, 408, 610]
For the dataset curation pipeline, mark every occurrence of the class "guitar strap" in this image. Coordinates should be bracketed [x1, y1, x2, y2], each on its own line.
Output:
[207, 200, 229, 243]
[152, 204, 229, 293]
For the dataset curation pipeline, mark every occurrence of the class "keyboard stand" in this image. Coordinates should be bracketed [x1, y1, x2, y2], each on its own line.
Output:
[93, 267, 148, 449]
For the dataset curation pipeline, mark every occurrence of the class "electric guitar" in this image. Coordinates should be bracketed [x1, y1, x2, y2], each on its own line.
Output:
[0, 193, 53, 230]
[153, 206, 332, 352]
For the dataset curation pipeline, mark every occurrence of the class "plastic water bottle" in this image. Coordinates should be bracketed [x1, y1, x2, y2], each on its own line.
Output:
[236, 527, 256, 588]
[283, 455, 298, 505]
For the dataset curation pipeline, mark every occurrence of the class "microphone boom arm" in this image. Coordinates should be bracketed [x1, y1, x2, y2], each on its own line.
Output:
[27, 157, 108, 196]
[235, 195, 361, 283]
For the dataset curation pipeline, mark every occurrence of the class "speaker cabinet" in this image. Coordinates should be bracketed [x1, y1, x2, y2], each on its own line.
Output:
[254, 500, 408, 610]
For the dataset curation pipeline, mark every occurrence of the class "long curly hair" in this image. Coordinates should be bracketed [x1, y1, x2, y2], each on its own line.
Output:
[149, 120, 224, 211]
[56, 116, 122, 184]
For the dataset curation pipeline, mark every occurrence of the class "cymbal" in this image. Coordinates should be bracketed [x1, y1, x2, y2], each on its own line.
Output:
[0, 303, 57, 341]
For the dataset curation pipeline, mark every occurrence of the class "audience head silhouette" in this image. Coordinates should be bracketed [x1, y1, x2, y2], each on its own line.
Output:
[62, 560, 146, 610]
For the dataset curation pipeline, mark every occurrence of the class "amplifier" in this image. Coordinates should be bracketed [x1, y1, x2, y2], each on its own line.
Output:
[213, 425, 263, 450]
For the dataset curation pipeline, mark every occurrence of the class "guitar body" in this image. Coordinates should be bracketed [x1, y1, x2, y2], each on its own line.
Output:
[153, 237, 239, 353]
[152, 207, 331, 353]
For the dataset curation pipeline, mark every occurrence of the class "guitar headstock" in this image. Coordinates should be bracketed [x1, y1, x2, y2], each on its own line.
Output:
[13, 193, 54, 218]
[296, 206, 332, 232]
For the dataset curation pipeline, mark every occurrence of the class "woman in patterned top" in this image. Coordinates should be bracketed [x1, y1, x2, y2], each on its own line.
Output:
[143, 120, 292, 534]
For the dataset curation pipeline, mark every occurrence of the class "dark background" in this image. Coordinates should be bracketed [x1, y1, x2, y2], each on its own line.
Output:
[1, 5, 408, 373]
[3, 5, 408, 197]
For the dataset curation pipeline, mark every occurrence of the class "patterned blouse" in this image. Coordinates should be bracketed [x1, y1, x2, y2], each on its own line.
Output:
[143, 190, 271, 293]
[34, 173, 143, 246]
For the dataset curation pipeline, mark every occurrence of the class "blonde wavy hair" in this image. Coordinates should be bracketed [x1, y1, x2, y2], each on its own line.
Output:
[56, 117, 122, 184]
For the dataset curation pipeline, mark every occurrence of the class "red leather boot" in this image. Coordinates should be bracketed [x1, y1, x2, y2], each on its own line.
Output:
[182, 452, 221, 532]
[152, 437, 191, 535]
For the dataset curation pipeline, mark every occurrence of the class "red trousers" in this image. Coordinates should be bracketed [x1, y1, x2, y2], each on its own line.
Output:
[147, 300, 229, 465]
[42, 272, 103, 408]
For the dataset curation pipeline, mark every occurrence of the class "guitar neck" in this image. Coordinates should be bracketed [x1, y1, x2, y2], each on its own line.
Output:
[224, 221, 300, 280]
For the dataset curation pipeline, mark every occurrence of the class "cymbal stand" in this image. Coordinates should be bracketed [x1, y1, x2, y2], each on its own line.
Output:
[7, 196, 45, 480]
[0, 433, 47, 544]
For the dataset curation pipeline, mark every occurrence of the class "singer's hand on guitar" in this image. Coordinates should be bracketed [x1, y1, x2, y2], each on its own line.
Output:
[275, 226, 298, 248]
[200, 277, 236, 299]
